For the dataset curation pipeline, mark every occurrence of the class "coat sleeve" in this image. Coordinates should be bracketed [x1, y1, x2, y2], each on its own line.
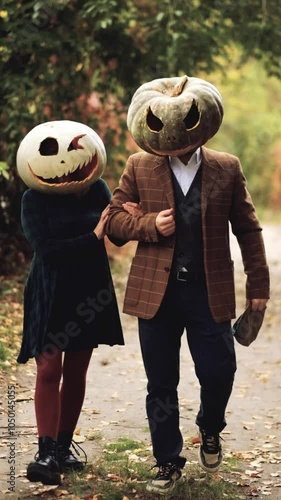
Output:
[21, 189, 101, 257]
[106, 155, 160, 243]
[229, 161, 270, 299]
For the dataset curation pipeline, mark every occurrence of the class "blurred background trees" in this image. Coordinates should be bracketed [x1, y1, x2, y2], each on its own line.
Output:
[1, 0, 281, 272]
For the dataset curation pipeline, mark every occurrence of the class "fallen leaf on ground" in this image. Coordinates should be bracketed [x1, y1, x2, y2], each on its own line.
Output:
[107, 473, 122, 482]
[245, 470, 262, 478]
[247, 488, 259, 497]
[192, 436, 200, 445]
[31, 485, 58, 495]
[72, 434, 85, 443]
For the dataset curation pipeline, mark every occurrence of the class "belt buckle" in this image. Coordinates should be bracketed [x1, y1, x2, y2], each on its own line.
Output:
[177, 269, 188, 281]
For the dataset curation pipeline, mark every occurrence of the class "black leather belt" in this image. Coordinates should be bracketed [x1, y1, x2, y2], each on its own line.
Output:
[175, 270, 206, 283]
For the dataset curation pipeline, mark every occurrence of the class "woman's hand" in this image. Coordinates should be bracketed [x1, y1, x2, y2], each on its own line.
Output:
[94, 205, 110, 240]
[122, 201, 143, 217]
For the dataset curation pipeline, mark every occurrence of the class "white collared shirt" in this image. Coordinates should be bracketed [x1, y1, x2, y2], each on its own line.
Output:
[169, 147, 202, 195]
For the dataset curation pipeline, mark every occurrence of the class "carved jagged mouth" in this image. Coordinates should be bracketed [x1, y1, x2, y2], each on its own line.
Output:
[145, 141, 200, 157]
[28, 154, 98, 186]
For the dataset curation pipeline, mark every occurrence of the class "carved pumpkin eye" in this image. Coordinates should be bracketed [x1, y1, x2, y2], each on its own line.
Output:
[67, 134, 86, 151]
[183, 101, 200, 130]
[147, 108, 164, 132]
[39, 137, 59, 156]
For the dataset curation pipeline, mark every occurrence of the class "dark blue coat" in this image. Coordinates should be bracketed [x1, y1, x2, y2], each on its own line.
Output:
[17, 179, 124, 363]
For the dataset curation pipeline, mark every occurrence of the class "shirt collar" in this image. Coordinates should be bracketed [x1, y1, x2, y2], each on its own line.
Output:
[169, 147, 202, 168]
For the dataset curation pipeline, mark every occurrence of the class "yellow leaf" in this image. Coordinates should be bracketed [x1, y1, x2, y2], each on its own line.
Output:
[72, 434, 85, 443]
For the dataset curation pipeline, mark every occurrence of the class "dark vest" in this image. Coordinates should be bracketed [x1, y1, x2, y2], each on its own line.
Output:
[171, 166, 205, 274]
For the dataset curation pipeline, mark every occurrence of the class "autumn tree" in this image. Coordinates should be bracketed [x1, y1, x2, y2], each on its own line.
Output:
[0, 0, 281, 269]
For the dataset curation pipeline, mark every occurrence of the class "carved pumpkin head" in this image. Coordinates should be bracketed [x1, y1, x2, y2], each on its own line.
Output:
[17, 120, 106, 194]
[127, 75, 223, 156]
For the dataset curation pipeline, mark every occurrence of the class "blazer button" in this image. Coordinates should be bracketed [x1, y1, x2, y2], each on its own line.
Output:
[164, 266, 170, 272]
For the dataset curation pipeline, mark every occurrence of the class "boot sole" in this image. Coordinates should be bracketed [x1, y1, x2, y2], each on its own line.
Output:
[27, 464, 61, 485]
[60, 463, 84, 472]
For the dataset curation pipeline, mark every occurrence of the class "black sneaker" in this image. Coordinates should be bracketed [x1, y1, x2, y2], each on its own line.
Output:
[146, 462, 183, 495]
[198, 428, 223, 473]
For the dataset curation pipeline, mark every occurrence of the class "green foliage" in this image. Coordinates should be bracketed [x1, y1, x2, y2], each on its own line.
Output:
[0, 161, 9, 180]
[1, 0, 281, 161]
[0, 0, 281, 258]
[207, 55, 281, 205]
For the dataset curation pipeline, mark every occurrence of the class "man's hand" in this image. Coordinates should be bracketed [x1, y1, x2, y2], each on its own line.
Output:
[246, 298, 268, 311]
[155, 208, 175, 237]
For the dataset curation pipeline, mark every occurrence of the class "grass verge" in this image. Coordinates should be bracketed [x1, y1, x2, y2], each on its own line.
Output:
[59, 437, 244, 500]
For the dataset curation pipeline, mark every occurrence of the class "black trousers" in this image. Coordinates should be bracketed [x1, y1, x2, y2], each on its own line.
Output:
[138, 278, 237, 465]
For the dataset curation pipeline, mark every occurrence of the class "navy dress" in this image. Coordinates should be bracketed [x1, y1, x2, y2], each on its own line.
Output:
[17, 179, 124, 364]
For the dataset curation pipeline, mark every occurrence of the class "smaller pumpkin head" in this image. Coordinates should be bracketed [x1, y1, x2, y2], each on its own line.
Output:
[17, 120, 106, 194]
[127, 75, 223, 156]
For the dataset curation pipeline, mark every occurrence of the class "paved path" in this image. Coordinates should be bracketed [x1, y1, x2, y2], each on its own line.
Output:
[0, 224, 280, 499]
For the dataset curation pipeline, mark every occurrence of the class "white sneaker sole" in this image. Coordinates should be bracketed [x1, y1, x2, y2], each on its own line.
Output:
[146, 475, 183, 495]
[198, 447, 222, 473]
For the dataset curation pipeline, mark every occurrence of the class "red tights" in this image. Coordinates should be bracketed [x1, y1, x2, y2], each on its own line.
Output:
[35, 349, 93, 440]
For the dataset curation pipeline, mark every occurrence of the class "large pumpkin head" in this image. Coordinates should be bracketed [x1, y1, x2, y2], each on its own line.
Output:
[17, 120, 106, 194]
[127, 75, 223, 156]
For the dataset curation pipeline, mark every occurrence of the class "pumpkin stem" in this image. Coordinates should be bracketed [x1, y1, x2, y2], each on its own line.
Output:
[172, 75, 188, 97]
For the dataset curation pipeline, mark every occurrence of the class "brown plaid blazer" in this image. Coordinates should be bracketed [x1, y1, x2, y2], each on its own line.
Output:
[106, 147, 270, 322]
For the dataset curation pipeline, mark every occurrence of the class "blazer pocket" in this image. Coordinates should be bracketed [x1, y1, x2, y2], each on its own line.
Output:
[124, 256, 145, 306]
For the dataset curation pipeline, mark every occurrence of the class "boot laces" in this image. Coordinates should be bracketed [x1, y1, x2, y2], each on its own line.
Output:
[34, 441, 57, 461]
[69, 440, 88, 465]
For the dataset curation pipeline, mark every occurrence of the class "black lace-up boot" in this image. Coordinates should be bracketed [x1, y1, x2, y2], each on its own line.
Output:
[26, 436, 61, 485]
[57, 431, 86, 472]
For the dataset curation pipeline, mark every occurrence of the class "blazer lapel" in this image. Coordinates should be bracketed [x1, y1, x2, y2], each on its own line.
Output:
[153, 156, 175, 210]
[201, 147, 220, 214]
[152, 148, 221, 212]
